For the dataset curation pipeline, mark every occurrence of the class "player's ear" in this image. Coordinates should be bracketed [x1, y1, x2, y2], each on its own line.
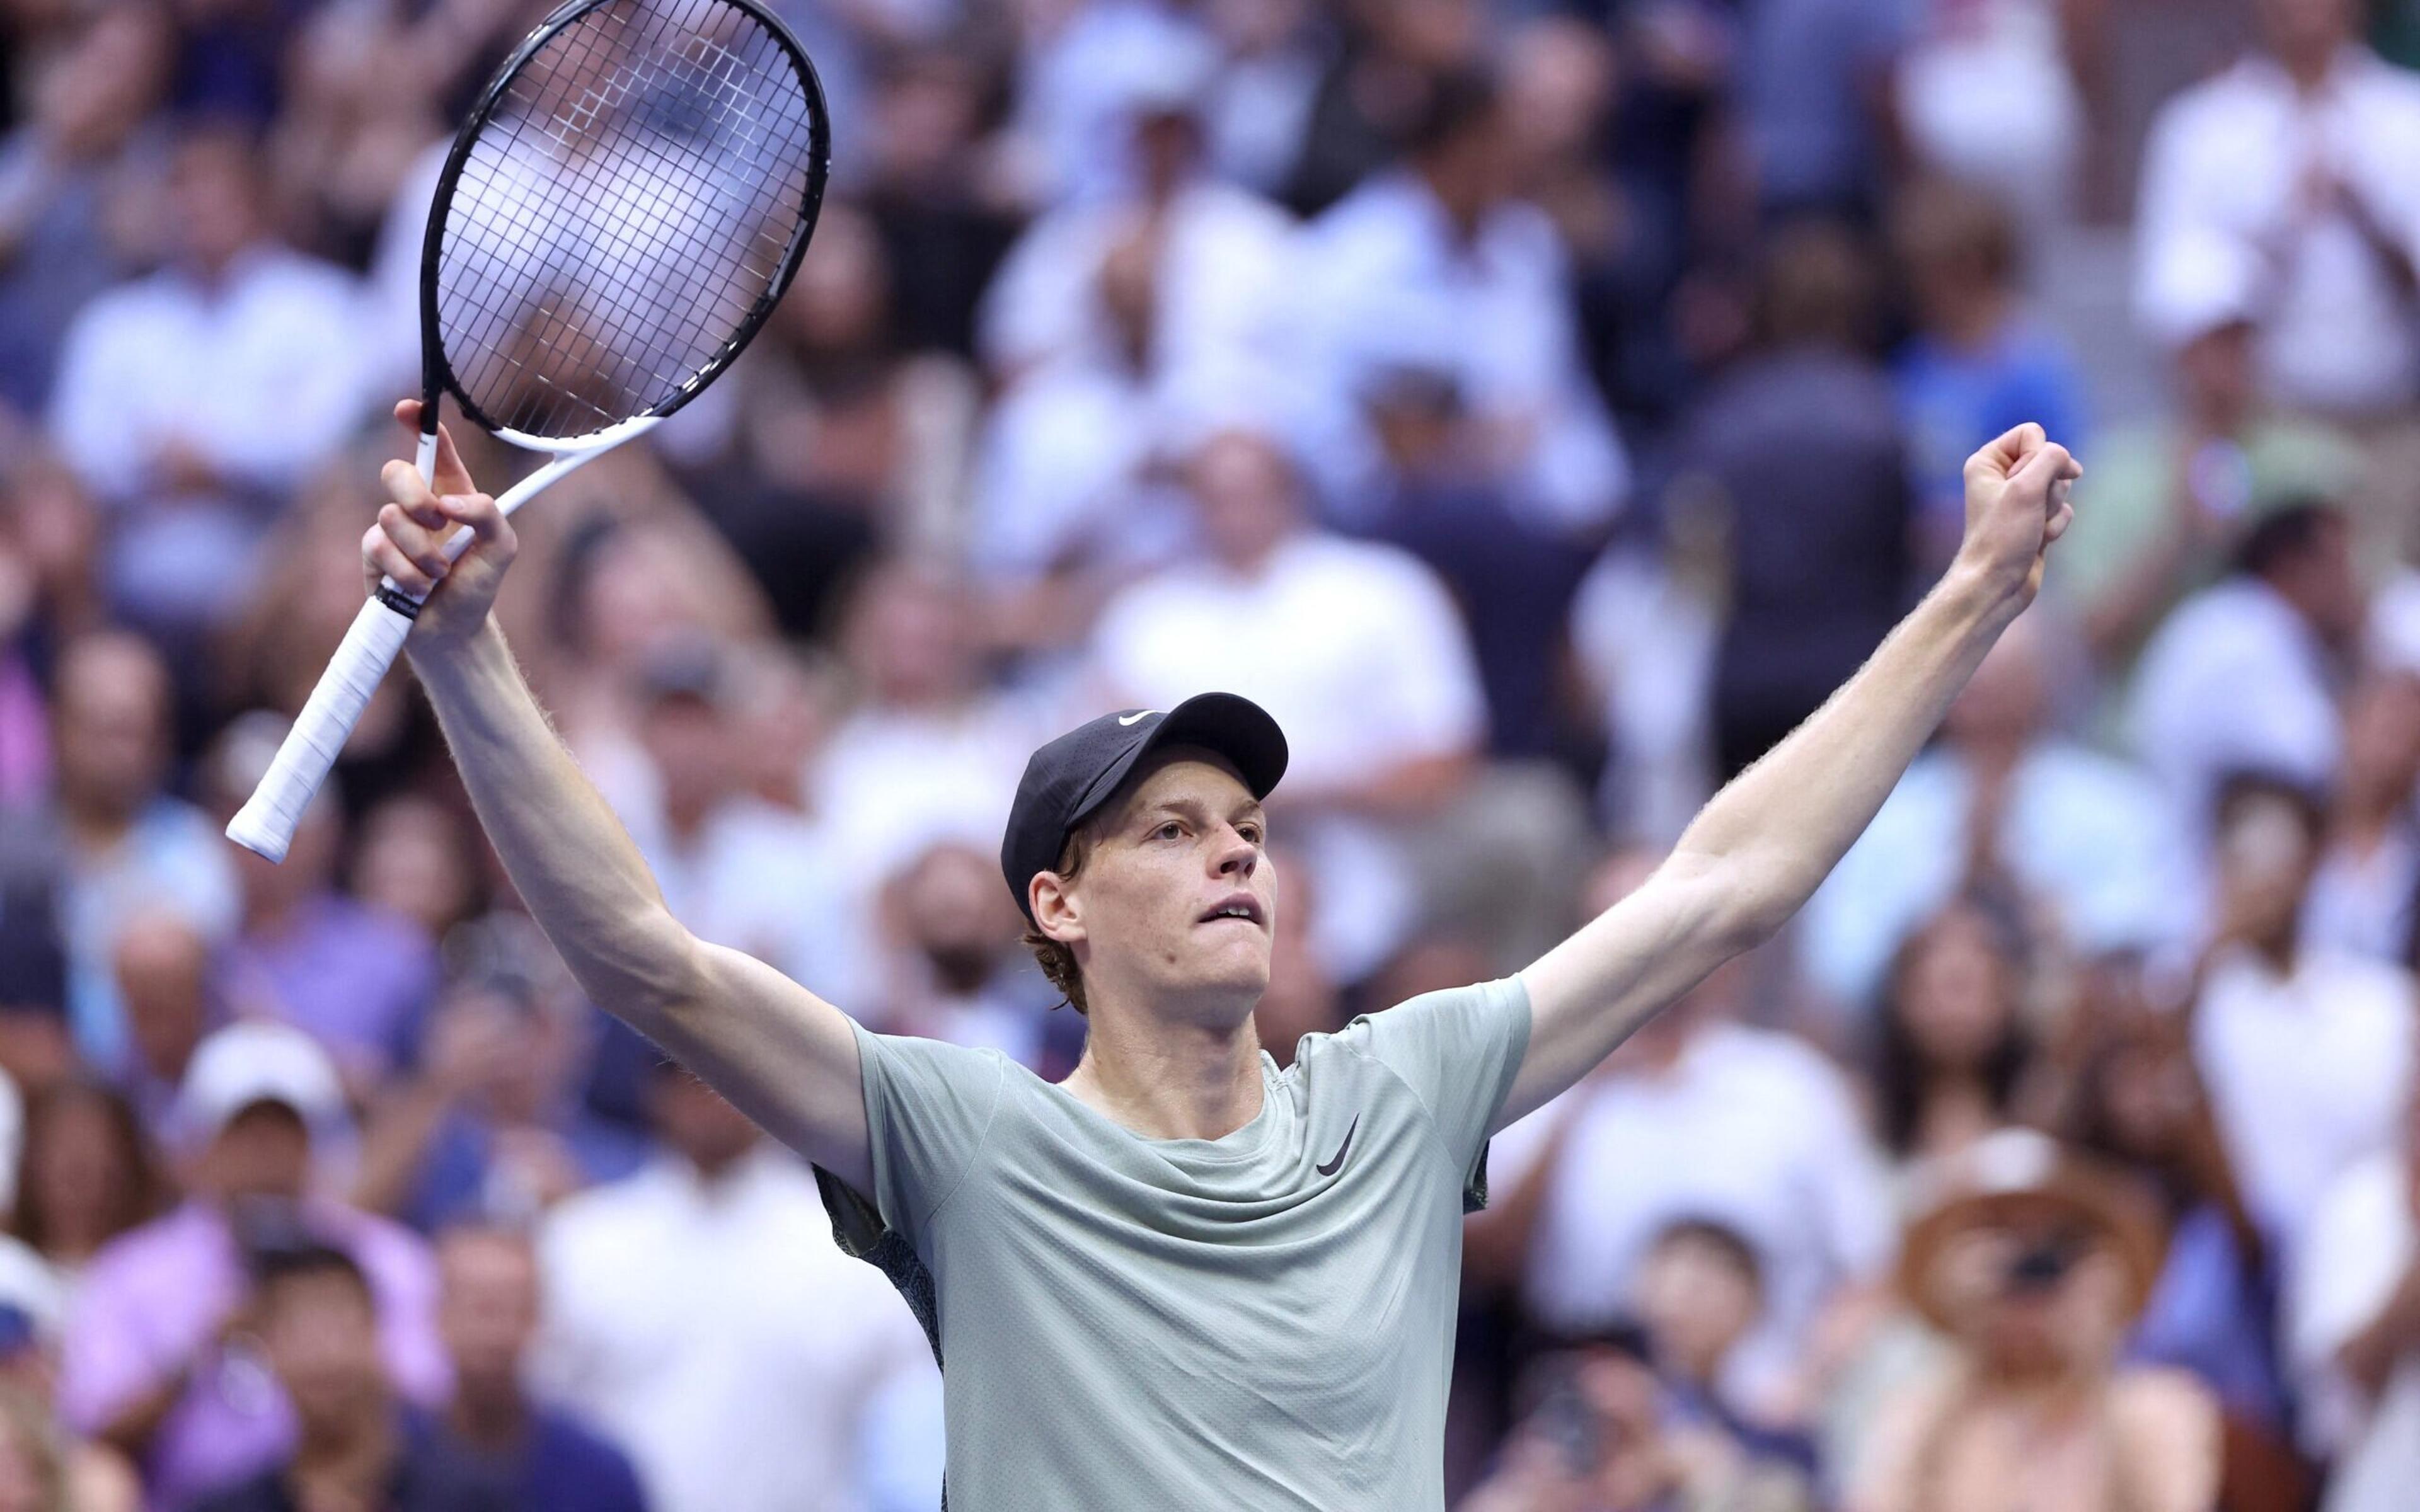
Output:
[1030, 871, 1086, 946]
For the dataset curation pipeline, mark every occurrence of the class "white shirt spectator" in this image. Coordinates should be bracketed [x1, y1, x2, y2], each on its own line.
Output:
[1896, 0, 2083, 225]
[1487, 1023, 1895, 1410]
[1284, 170, 1628, 534]
[1090, 530, 1487, 976]
[813, 699, 1042, 898]
[964, 360, 1186, 586]
[1013, 0, 1216, 206]
[2194, 946, 2416, 1263]
[2287, 1150, 2420, 1512]
[2135, 47, 2420, 415]
[615, 789, 872, 1014]
[1804, 743, 2198, 1009]
[979, 179, 1293, 399]
[536, 1147, 942, 1512]
[48, 246, 368, 502]
[2128, 577, 2341, 845]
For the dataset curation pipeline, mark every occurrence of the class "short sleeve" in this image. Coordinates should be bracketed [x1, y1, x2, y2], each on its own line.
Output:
[834, 1021, 1008, 1257]
[1337, 978, 1533, 1210]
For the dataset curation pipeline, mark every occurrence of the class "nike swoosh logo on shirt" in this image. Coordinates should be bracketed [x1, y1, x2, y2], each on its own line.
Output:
[1118, 711, 1155, 726]
[1315, 1115, 1360, 1177]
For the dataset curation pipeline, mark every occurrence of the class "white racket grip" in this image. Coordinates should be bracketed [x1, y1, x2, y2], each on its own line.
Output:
[224, 596, 417, 861]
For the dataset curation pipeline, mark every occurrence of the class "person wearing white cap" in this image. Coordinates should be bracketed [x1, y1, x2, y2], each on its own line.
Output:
[56, 1022, 444, 1512]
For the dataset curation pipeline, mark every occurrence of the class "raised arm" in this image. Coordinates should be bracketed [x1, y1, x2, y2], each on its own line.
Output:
[1501, 424, 2081, 1128]
[362, 403, 871, 1194]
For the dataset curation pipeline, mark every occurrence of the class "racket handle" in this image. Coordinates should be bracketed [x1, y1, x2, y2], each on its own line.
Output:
[224, 595, 417, 861]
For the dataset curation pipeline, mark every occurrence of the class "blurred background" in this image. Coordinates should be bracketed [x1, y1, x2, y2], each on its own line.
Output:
[3, 0, 2420, 1506]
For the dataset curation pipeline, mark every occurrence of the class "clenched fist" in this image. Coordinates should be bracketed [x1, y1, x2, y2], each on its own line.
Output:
[364, 399, 518, 650]
[1958, 422, 2082, 610]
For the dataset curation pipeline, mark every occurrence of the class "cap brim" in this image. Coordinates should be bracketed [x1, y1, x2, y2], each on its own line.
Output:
[1069, 692, 1289, 829]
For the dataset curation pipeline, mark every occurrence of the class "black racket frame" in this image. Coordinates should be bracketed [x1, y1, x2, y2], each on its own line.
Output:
[414, 0, 832, 440]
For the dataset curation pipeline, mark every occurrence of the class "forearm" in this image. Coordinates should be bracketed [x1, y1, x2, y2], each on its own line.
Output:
[1680, 564, 2021, 936]
[407, 618, 700, 1021]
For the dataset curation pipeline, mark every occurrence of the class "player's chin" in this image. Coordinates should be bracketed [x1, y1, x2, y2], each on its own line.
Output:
[1187, 931, 1273, 993]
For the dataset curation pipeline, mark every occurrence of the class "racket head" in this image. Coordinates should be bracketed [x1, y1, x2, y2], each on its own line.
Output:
[417, 0, 831, 447]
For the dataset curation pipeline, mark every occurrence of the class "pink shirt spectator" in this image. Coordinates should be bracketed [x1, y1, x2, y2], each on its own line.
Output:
[60, 1200, 447, 1511]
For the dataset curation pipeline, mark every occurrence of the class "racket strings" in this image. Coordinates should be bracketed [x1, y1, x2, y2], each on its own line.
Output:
[434, 0, 820, 441]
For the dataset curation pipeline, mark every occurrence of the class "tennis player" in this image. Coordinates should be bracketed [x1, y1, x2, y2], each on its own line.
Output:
[364, 398, 2078, 1508]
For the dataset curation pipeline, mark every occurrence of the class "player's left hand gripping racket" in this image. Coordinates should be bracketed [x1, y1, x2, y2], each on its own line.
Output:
[227, 0, 829, 861]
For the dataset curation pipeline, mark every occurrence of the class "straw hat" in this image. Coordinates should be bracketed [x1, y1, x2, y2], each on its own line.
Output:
[1898, 1128, 2167, 1335]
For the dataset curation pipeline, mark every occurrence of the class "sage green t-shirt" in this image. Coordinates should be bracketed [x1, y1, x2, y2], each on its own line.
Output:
[816, 976, 1533, 1510]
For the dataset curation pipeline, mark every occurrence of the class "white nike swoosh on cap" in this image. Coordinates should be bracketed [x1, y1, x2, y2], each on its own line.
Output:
[1118, 711, 1156, 726]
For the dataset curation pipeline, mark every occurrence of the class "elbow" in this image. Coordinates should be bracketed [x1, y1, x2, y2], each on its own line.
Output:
[585, 912, 713, 1031]
[1695, 864, 1797, 956]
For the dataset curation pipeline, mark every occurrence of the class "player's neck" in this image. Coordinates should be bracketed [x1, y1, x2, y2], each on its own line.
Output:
[1063, 1005, 1266, 1143]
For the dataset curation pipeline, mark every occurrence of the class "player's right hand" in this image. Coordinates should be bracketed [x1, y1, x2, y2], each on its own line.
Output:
[366, 399, 517, 647]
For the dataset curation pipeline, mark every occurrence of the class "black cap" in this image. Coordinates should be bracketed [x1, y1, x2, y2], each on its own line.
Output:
[1000, 693, 1289, 924]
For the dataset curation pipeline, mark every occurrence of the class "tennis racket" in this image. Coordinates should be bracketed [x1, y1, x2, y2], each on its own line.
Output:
[226, 0, 829, 861]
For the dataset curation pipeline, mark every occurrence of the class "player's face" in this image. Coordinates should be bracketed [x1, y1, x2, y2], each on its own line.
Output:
[1071, 752, 1278, 1015]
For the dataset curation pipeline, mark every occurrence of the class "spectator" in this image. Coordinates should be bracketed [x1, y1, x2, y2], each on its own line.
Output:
[855, 48, 1023, 362]
[9, 1082, 165, 1283]
[1893, 0, 2085, 225]
[202, 714, 441, 1088]
[1675, 220, 1913, 779]
[2305, 672, 2420, 961]
[0, 1297, 139, 1512]
[0, 2, 170, 414]
[1805, 614, 2193, 1009]
[45, 122, 369, 633]
[1280, 0, 1487, 217]
[2135, 0, 2420, 421]
[1891, 180, 2090, 556]
[1732, 0, 1906, 219]
[534, 1063, 940, 1512]
[192, 1245, 500, 1512]
[608, 636, 865, 1004]
[353, 970, 645, 1234]
[2060, 277, 2366, 674]
[1635, 1218, 1817, 1471]
[1088, 426, 1495, 980]
[1195, 0, 1323, 198]
[684, 203, 924, 638]
[973, 38, 1292, 619]
[1286, 68, 1630, 539]
[2128, 504, 2362, 843]
[2191, 773, 2417, 1264]
[980, 42, 1289, 406]
[347, 794, 485, 946]
[60, 1023, 444, 1512]
[1459, 1320, 1814, 1512]
[1348, 353, 1601, 760]
[2290, 1071, 2420, 1512]
[1865, 896, 2038, 1171]
[812, 558, 1050, 966]
[1474, 852, 1892, 1423]
[1852, 1130, 2221, 1512]
[418, 1226, 647, 1512]
[870, 839, 1066, 1073]
[107, 910, 212, 1148]
[2067, 965, 2303, 1504]
[18, 633, 238, 1075]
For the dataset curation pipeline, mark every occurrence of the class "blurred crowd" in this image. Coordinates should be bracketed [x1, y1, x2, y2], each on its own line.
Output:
[3, 0, 2420, 1504]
